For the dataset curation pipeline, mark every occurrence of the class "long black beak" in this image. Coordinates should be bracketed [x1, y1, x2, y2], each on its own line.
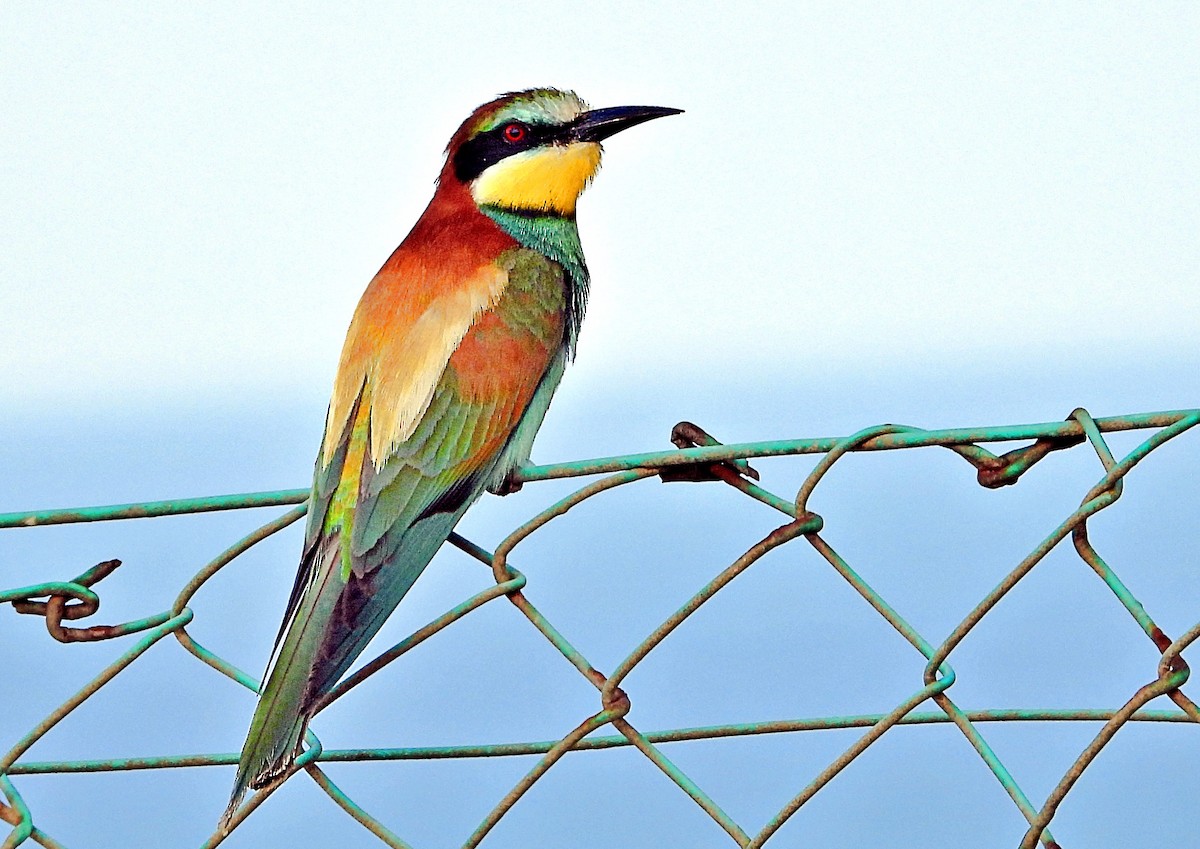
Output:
[570, 105, 684, 143]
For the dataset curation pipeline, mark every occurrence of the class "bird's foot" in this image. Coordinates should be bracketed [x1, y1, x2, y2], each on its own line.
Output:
[489, 474, 524, 496]
[659, 421, 760, 483]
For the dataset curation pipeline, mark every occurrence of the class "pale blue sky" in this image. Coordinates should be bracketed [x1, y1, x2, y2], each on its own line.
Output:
[2, 3, 1197, 409]
[2, 4, 1197, 848]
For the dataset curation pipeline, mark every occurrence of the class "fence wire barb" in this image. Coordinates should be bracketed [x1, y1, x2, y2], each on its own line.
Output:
[2, 407, 1198, 848]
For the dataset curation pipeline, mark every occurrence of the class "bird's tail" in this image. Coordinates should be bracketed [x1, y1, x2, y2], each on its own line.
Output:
[221, 707, 307, 828]
[221, 509, 462, 828]
[221, 545, 343, 828]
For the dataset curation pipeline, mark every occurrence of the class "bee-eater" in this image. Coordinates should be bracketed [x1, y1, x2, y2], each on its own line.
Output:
[224, 88, 680, 820]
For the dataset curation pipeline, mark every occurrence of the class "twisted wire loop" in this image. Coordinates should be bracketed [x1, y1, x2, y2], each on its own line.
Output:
[1, 407, 1197, 848]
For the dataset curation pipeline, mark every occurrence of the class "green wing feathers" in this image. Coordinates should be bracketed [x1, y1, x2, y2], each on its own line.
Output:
[224, 248, 572, 822]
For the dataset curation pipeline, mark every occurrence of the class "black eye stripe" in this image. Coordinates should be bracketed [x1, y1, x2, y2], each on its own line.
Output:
[453, 122, 563, 183]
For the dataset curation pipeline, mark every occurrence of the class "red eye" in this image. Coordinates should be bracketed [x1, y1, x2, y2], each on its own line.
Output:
[502, 123, 526, 143]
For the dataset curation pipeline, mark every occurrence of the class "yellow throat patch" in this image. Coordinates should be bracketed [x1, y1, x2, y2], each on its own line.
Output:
[471, 142, 602, 215]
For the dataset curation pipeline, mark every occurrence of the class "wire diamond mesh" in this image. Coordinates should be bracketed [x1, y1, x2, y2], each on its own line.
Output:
[2, 407, 1197, 848]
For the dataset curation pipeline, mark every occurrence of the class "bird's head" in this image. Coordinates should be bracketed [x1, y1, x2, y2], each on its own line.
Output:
[444, 88, 681, 216]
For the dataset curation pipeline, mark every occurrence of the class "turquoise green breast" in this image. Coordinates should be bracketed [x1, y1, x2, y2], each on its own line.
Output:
[481, 206, 589, 354]
[493, 247, 569, 344]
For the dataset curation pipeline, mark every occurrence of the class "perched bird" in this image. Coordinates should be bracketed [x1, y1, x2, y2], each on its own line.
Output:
[224, 88, 680, 821]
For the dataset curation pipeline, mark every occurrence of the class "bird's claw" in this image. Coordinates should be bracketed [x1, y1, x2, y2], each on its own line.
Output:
[659, 421, 760, 483]
[489, 474, 524, 496]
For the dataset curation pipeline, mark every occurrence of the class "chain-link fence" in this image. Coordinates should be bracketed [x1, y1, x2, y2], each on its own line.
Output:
[2, 407, 1197, 848]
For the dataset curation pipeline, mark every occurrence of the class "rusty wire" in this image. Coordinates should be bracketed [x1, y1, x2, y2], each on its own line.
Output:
[1, 407, 1198, 848]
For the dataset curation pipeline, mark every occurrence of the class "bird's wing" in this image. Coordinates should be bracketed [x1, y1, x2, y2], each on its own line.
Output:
[231, 249, 568, 805]
[265, 258, 509, 685]
[294, 247, 570, 700]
